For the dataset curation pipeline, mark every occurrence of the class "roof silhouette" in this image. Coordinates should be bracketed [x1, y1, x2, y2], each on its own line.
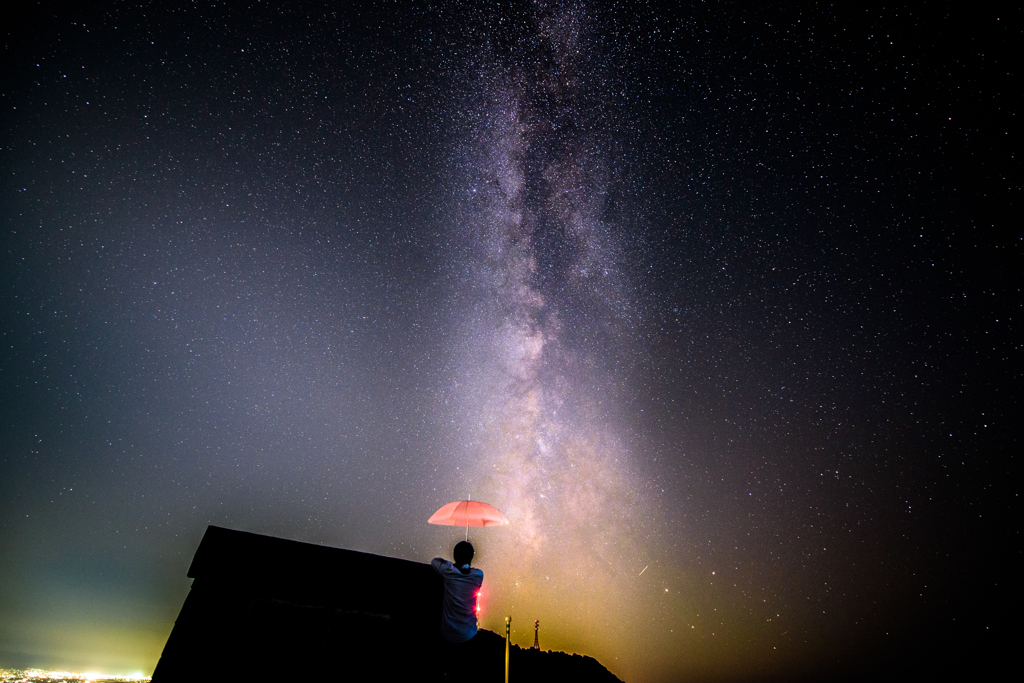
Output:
[152, 525, 622, 682]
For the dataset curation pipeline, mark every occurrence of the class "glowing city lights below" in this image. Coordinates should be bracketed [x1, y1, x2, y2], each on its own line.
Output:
[0, 669, 150, 683]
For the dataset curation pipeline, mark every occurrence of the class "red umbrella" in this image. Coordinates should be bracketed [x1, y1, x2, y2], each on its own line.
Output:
[429, 499, 509, 540]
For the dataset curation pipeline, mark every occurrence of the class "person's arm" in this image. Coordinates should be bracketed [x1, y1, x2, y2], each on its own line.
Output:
[432, 557, 452, 575]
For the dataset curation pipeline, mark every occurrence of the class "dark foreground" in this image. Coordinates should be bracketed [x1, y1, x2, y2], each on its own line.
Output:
[152, 526, 621, 683]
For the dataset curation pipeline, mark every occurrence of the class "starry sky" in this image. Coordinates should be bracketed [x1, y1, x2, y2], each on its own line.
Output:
[0, 2, 1016, 681]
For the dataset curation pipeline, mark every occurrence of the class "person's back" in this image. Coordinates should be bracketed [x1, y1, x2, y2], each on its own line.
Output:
[431, 541, 483, 643]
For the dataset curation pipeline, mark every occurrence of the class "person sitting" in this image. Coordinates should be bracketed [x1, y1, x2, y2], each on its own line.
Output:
[431, 541, 484, 643]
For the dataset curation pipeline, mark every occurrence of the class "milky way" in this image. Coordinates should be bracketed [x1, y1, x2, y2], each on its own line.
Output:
[439, 9, 653, 659]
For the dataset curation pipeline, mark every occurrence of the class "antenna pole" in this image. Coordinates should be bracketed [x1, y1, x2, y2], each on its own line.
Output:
[505, 615, 511, 683]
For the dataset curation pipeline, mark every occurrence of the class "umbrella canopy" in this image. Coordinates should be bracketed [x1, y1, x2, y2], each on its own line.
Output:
[428, 500, 509, 527]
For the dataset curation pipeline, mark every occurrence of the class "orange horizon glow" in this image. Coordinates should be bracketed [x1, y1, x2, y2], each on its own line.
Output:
[0, 669, 150, 682]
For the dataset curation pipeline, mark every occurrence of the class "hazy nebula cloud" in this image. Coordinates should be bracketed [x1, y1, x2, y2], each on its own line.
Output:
[442, 9, 653, 653]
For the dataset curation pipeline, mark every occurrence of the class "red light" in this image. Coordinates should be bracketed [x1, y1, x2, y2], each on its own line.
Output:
[475, 589, 481, 615]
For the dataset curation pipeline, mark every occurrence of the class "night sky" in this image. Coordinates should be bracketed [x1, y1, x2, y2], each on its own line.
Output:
[1, 2, 1016, 681]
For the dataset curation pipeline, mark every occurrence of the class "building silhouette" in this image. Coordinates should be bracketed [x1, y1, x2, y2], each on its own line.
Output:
[151, 526, 623, 683]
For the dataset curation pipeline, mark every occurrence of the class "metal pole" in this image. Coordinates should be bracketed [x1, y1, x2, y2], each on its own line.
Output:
[505, 615, 511, 683]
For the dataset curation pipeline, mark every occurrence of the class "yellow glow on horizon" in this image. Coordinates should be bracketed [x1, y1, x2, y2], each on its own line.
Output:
[0, 606, 168, 679]
[1, 669, 150, 682]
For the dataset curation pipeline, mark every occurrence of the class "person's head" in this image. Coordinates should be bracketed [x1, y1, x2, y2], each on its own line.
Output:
[453, 541, 474, 567]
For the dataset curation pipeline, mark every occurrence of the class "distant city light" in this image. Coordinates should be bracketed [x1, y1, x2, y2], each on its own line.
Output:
[0, 669, 150, 683]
